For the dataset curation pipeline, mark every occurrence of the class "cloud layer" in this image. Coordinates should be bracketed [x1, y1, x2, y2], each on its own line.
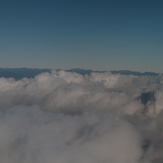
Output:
[0, 70, 163, 163]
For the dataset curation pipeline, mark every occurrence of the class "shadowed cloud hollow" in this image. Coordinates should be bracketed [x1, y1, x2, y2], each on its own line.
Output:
[0, 70, 163, 163]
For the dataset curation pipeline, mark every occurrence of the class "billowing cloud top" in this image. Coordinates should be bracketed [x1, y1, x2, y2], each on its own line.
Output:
[0, 70, 163, 163]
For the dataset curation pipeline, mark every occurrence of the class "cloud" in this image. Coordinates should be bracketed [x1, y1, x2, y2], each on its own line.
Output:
[0, 70, 163, 162]
[0, 106, 142, 163]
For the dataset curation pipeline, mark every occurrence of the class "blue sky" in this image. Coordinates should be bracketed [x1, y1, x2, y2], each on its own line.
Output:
[0, 0, 163, 72]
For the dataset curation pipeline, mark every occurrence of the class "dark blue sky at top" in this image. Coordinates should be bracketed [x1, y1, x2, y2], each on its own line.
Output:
[0, 0, 163, 72]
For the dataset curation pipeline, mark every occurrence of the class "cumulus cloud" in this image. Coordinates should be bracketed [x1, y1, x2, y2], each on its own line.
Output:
[0, 70, 163, 162]
[0, 106, 143, 163]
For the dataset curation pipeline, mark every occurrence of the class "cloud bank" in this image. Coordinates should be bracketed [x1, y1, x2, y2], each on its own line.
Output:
[0, 70, 163, 163]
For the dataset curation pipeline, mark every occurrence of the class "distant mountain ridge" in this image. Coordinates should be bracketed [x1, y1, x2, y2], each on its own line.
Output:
[0, 68, 51, 80]
[0, 68, 159, 80]
[66, 68, 159, 76]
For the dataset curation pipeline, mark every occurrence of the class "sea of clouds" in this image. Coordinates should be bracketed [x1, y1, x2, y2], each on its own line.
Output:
[0, 70, 163, 163]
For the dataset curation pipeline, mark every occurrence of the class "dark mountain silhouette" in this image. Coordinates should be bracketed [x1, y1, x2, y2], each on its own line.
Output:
[67, 68, 159, 76]
[0, 68, 159, 80]
[0, 68, 51, 80]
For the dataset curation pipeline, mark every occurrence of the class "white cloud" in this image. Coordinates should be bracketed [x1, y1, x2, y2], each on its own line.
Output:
[0, 106, 142, 163]
[0, 70, 163, 162]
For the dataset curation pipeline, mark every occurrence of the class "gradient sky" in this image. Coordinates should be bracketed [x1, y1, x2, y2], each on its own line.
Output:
[1, 0, 163, 72]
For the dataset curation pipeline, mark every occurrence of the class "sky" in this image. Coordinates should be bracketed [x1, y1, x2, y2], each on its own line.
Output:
[0, 0, 163, 72]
